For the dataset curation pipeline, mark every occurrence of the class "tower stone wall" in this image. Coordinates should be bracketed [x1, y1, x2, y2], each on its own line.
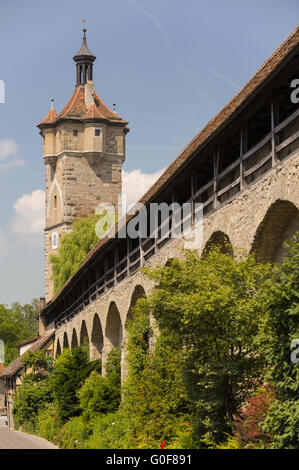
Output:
[38, 30, 129, 301]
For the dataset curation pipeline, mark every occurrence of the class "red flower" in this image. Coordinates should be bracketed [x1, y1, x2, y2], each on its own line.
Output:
[160, 440, 166, 449]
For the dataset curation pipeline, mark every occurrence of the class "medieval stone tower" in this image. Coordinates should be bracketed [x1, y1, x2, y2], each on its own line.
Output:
[38, 28, 129, 302]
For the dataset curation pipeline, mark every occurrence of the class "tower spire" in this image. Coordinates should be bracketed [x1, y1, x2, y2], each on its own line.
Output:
[73, 24, 96, 86]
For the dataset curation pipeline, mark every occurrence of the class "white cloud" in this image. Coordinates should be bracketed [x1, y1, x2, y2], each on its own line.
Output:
[122, 167, 165, 209]
[10, 170, 164, 240]
[0, 139, 25, 170]
[12, 189, 45, 240]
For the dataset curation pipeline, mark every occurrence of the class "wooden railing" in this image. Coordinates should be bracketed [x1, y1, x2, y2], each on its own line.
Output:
[53, 106, 299, 329]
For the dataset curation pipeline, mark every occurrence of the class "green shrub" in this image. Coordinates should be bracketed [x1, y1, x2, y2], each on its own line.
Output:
[82, 413, 126, 449]
[13, 377, 52, 431]
[37, 403, 59, 443]
[49, 344, 101, 424]
[58, 416, 92, 449]
[259, 234, 299, 448]
[78, 348, 121, 421]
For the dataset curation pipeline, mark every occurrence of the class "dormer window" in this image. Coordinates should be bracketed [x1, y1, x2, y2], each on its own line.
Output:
[95, 129, 101, 137]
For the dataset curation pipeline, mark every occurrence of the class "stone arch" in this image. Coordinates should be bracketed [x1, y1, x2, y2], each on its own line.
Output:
[55, 338, 62, 357]
[71, 328, 78, 349]
[251, 199, 299, 263]
[105, 302, 122, 350]
[63, 332, 69, 350]
[165, 257, 176, 267]
[125, 285, 147, 327]
[80, 320, 89, 345]
[122, 285, 148, 384]
[90, 313, 104, 361]
[202, 231, 233, 257]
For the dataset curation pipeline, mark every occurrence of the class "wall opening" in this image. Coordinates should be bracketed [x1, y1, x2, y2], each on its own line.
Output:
[251, 200, 299, 263]
[90, 313, 104, 361]
[71, 329, 78, 349]
[202, 231, 233, 257]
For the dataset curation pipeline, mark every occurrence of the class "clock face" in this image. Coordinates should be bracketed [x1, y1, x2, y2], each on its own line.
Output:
[52, 232, 58, 250]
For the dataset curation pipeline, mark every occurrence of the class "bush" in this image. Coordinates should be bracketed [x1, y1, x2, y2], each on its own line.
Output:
[13, 377, 52, 431]
[119, 302, 191, 449]
[58, 416, 92, 449]
[37, 403, 59, 443]
[82, 413, 125, 449]
[49, 345, 100, 424]
[259, 234, 299, 448]
[232, 385, 275, 448]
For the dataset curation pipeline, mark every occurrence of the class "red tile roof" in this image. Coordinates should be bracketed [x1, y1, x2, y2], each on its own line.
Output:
[83, 102, 106, 120]
[1, 333, 55, 378]
[38, 86, 128, 127]
[38, 107, 58, 126]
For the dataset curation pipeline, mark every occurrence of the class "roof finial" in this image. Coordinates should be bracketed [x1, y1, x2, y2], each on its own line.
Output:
[80, 18, 86, 37]
[113, 103, 116, 113]
[50, 98, 54, 110]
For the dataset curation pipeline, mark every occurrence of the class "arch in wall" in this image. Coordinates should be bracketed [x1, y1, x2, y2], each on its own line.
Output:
[105, 302, 122, 350]
[122, 285, 148, 383]
[80, 320, 89, 345]
[90, 313, 104, 360]
[56, 339, 62, 357]
[71, 328, 78, 349]
[125, 285, 147, 327]
[251, 199, 299, 263]
[63, 332, 69, 350]
[202, 231, 233, 257]
[165, 257, 177, 267]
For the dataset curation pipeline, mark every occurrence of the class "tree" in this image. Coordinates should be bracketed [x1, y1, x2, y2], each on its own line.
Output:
[0, 299, 39, 365]
[22, 349, 52, 374]
[49, 345, 101, 424]
[11, 299, 39, 334]
[78, 349, 121, 421]
[50, 213, 117, 293]
[119, 301, 192, 449]
[259, 234, 299, 448]
[50, 215, 101, 293]
[231, 384, 275, 448]
[142, 249, 271, 445]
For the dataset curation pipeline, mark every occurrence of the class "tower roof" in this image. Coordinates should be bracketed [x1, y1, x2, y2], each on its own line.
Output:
[73, 28, 96, 62]
[37, 28, 129, 130]
[58, 85, 127, 123]
[37, 86, 128, 129]
[38, 100, 58, 126]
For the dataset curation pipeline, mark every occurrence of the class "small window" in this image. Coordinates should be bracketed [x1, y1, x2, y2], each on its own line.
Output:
[73, 130, 78, 137]
[95, 129, 101, 137]
[54, 195, 57, 209]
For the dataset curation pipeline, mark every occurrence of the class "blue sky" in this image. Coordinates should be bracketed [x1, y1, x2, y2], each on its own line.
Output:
[0, 0, 298, 305]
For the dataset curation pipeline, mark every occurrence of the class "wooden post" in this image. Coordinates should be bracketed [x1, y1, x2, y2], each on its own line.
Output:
[191, 173, 195, 226]
[104, 257, 108, 292]
[271, 91, 278, 166]
[213, 144, 220, 210]
[126, 237, 130, 276]
[114, 246, 118, 286]
[240, 126, 244, 191]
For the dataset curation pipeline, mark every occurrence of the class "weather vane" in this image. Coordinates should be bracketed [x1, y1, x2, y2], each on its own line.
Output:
[80, 18, 86, 31]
